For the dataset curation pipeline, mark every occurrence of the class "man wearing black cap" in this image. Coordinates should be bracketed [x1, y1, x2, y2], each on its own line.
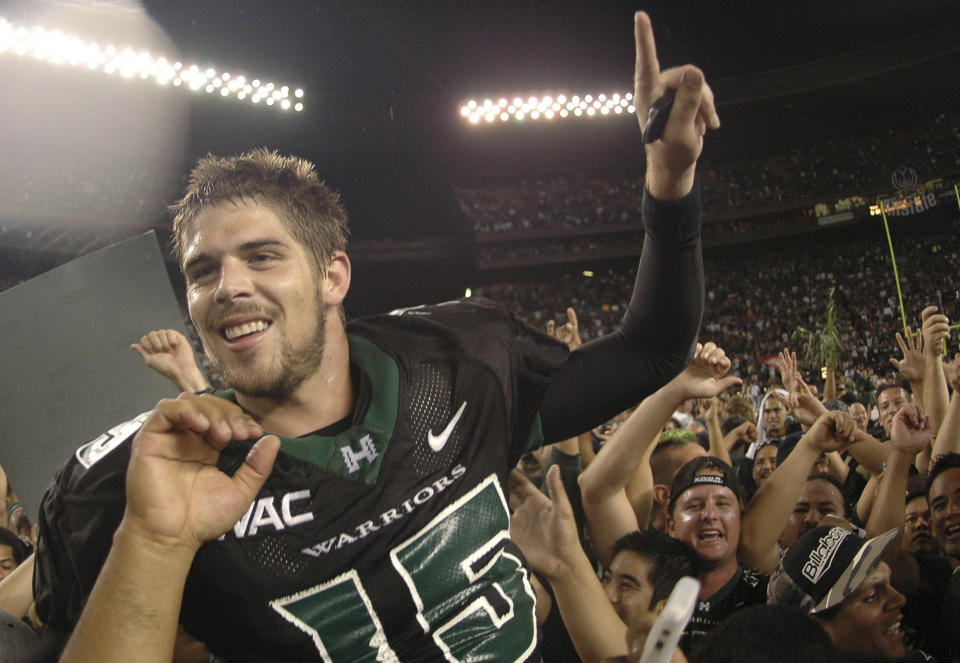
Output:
[666, 455, 767, 652]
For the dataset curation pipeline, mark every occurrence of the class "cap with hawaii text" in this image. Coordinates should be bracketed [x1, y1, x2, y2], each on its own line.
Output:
[668, 456, 741, 514]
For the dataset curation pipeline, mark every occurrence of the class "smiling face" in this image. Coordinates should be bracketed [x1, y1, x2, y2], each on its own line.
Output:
[601, 550, 655, 624]
[819, 562, 906, 662]
[780, 478, 846, 549]
[667, 481, 741, 568]
[903, 495, 938, 555]
[182, 200, 335, 400]
[928, 466, 960, 560]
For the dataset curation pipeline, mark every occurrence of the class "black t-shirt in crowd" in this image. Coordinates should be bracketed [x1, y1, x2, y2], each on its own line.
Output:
[679, 565, 769, 653]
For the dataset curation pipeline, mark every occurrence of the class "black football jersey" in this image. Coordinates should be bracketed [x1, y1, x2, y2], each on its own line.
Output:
[35, 298, 569, 662]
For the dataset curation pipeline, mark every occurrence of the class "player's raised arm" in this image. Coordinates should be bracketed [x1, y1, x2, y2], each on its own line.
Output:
[540, 11, 717, 444]
[58, 394, 279, 663]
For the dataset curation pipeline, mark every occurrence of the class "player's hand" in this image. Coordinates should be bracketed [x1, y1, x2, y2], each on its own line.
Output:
[546, 307, 582, 351]
[509, 466, 580, 580]
[123, 392, 279, 552]
[132, 329, 209, 393]
[890, 403, 932, 458]
[634, 11, 719, 200]
[673, 342, 741, 400]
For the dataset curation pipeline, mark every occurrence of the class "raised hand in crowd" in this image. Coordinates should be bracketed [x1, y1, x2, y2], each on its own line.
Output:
[739, 411, 861, 573]
[921, 304, 951, 358]
[537, 308, 593, 518]
[544, 307, 587, 458]
[721, 419, 757, 455]
[890, 327, 924, 398]
[768, 370, 824, 431]
[920, 305, 951, 438]
[547, 307, 582, 351]
[699, 395, 719, 422]
[698, 395, 718, 436]
[580, 342, 740, 566]
[775, 348, 800, 407]
[771, 370, 888, 477]
[131, 329, 210, 393]
[930, 354, 960, 465]
[865, 404, 933, 592]
[511, 466, 628, 663]
[890, 402, 934, 458]
[945, 352, 960, 392]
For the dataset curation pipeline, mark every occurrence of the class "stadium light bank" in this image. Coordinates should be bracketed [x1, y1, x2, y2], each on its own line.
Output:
[460, 92, 636, 125]
[0, 16, 305, 113]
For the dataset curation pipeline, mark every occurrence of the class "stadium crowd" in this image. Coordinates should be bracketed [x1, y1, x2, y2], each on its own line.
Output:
[457, 110, 960, 235]
[3, 12, 960, 663]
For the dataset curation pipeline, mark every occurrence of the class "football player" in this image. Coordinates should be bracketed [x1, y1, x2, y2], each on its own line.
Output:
[39, 11, 720, 663]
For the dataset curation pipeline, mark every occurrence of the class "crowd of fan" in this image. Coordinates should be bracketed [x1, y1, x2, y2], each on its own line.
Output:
[507, 302, 960, 662]
[457, 110, 960, 235]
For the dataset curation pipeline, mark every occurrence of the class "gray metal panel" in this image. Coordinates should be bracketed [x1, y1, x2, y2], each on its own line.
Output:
[0, 231, 196, 519]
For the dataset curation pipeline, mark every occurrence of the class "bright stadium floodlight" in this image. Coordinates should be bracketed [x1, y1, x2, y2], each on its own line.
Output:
[0, 16, 305, 113]
[459, 87, 638, 125]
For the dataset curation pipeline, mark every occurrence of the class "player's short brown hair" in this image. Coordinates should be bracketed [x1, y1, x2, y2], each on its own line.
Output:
[170, 148, 349, 273]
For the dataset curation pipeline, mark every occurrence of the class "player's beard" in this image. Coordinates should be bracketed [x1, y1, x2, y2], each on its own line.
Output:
[205, 300, 326, 401]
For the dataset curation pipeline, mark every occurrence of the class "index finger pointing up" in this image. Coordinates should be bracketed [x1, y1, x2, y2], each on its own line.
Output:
[634, 11, 661, 105]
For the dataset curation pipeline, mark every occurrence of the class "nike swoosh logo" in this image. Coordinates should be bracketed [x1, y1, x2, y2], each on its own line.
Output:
[428, 401, 467, 452]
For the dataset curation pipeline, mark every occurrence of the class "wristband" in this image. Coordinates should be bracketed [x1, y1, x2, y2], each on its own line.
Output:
[6, 501, 21, 519]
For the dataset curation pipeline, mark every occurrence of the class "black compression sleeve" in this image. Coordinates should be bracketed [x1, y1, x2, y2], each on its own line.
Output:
[539, 181, 703, 443]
